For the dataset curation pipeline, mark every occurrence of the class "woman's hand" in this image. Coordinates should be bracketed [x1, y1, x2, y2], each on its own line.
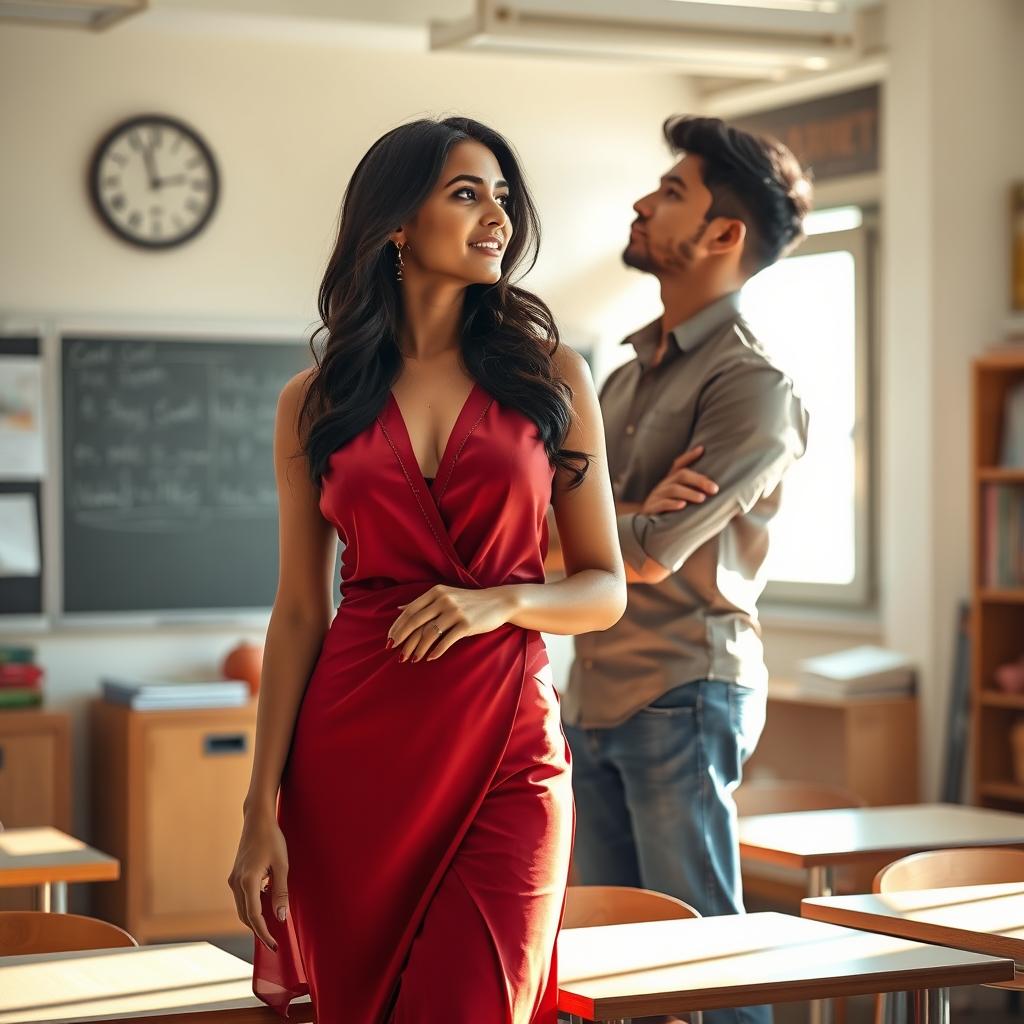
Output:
[387, 585, 518, 663]
[228, 809, 289, 953]
[640, 445, 719, 515]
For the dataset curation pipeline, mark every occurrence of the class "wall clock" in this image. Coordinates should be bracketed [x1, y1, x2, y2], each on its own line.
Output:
[89, 113, 219, 249]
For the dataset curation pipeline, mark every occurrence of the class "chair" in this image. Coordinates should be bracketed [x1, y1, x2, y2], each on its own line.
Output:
[0, 911, 137, 955]
[873, 846, 1024, 893]
[874, 847, 1024, 1021]
[736, 780, 868, 908]
[563, 884, 700, 929]
[735, 780, 867, 817]
[561, 886, 702, 1024]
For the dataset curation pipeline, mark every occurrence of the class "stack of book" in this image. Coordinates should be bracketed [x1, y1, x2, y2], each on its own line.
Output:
[982, 485, 1024, 587]
[796, 646, 916, 699]
[101, 677, 250, 711]
[0, 645, 44, 709]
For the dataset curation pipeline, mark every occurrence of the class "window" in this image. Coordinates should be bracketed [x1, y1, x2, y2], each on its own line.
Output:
[739, 207, 875, 607]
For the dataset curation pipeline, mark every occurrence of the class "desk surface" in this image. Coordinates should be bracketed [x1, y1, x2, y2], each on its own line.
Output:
[803, 883, 1024, 967]
[557, 911, 1013, 1020]
[0, 941, 313, 1023]
[0, 828, 119, 887]
[738, 804, 1024, 869]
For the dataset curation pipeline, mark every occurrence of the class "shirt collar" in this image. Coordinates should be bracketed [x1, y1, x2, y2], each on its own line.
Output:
[622, 291, 743, 365]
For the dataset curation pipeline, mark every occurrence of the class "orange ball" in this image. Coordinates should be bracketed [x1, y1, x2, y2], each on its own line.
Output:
[222, 640, 264, 696]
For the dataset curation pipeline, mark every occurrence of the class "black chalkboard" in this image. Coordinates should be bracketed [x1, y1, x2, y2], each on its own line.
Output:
[61, 335, 312, 616]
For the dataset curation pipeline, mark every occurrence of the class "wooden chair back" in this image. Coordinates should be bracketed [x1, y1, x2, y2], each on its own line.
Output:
[874, 846, 1024, 893]
[563, 885, 700, 929]
[735, 780, 867, 817]
[0, 911, 137, 955]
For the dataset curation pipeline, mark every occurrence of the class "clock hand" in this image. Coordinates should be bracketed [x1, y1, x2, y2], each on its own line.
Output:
[155, 174, 188, 187]
[142, 143, 160, 189]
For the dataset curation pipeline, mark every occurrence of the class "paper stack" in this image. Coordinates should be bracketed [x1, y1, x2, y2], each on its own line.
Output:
[101, 677, 250, 711]
[0, 645, 44, 709]
[797, 646, 916, 699]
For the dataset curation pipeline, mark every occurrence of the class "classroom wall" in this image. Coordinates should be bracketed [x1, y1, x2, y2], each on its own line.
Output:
[0, 12, 689, 857]
[881, 0, 1024, 799]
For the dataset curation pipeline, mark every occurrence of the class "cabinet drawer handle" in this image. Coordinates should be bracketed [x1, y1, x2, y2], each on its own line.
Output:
[0, 745, 4, 771]
[203, 733, 248, 756]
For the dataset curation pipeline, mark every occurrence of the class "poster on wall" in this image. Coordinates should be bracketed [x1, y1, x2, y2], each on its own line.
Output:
[0, 352, 45, 478]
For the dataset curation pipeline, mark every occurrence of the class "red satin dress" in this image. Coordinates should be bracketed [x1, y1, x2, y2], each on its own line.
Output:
[253, 380, 574, 1023]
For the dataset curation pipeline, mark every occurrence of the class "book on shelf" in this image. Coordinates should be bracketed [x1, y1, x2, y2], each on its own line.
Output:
[0, 645, 36, 665]
[1000, 380, 1024, 467]
[101, 677, 249, 710]
[0, 662, 43, 689]
[796, 645, 916, 698]
[0, 687, 43, 709]
[983, 484, 1024, 587]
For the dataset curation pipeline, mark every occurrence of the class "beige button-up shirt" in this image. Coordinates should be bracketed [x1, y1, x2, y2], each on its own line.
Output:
[563, 292, 809, 729]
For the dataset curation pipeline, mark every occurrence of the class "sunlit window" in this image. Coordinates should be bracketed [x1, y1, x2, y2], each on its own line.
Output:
[739, 211, 873, 606]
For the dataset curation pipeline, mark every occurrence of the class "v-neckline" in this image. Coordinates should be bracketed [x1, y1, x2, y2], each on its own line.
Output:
[385, 380, 483, 499]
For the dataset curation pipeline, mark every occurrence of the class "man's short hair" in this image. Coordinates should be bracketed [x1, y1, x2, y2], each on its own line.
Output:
[664, 115, 814, 275]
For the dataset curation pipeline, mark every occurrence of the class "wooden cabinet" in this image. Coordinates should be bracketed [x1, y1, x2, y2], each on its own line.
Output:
[971, 348, 1024, 808]
[90, 699, 257, 942]
[0, 709, 72, 910]
[745, 680, 920, 806]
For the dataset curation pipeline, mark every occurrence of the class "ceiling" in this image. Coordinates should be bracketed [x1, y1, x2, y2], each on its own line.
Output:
[5, 0, 886, 90]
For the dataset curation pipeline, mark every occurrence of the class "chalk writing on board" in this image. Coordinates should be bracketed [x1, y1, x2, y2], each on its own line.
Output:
[64, 338, 286, 533]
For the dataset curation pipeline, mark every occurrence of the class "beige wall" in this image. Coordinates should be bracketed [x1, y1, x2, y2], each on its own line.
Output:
[881, 0, 1024, 798]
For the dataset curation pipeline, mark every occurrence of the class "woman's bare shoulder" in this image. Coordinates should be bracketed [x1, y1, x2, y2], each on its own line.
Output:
[278, 366, 317, 411]
[550, 341, 590, 391]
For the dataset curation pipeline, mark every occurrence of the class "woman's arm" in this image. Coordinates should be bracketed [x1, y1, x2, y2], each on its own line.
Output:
[388, 347, 627, 662]
[230, 369, 336, 949]
[243, 369, 337, 815]
[502, 344, 626, 635]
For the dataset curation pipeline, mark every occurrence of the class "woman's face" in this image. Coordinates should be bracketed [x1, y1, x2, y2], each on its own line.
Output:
[396, 139, 513, 287]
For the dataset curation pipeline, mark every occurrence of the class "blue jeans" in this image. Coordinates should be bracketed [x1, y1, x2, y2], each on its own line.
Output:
[564, 679, 771, 1024]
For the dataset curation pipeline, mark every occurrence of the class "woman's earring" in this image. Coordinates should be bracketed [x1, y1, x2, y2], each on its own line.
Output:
[395, 241, 405, 282]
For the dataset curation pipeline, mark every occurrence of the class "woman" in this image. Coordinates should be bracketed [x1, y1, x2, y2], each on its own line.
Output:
[228, 116, 627, 1023]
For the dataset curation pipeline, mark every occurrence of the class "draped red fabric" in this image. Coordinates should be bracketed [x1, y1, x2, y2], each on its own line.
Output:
[252, 382, 573, 1023]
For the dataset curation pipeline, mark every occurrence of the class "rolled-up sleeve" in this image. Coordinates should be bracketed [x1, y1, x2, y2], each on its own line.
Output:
[632, 360, 809, 574]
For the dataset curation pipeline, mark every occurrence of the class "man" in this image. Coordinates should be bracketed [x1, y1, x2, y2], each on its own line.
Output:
[557, 117, 812, 1024]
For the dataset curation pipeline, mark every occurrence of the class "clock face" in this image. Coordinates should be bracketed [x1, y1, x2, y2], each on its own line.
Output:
[89, 114, 219, 249]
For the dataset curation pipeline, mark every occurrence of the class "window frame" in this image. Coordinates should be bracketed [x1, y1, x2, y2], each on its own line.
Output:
[758, 216, 877, 610]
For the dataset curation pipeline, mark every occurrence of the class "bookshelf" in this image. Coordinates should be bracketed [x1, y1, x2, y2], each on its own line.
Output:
[971, 347, 1024, 808]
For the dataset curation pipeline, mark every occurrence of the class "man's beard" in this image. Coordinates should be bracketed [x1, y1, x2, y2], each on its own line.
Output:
[622, 240, 657, 272]
[622, 224, 706, 274]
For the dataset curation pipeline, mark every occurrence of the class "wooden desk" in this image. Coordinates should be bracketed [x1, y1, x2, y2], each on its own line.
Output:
[738, 803, 1024, 898]
[0, 827, 119, 913]
[557, 912, 1013, 1023]
[803, 882, 1024, 971]
[0, 941, 314, 1023]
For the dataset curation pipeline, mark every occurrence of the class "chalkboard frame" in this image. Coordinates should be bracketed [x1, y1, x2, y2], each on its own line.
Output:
[54, 325, 320, 628]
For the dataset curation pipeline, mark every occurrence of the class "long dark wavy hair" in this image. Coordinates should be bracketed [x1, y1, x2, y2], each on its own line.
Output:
[299, 116, 591, 491]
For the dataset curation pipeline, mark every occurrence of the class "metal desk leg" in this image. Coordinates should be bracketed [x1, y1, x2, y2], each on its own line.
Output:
[36, 881, 68, 913]
[808, 865, 837, 1024]
[808, 866, 836, 899]
[910, 988, 949, 1023]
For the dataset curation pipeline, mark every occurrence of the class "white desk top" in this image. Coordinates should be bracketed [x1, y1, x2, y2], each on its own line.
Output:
[738, 804, 1024, 868]
[557, 911, 1013, 1020]
[803, 882, 1024, 967]
[0, 941, 312, 1023]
